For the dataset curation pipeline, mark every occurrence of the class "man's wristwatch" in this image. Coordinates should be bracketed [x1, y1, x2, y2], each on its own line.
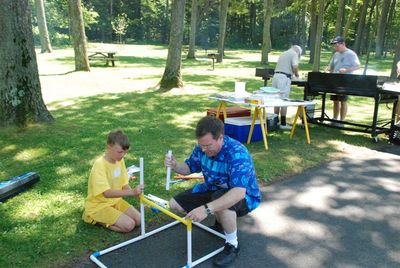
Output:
[204, 204, 213, 215]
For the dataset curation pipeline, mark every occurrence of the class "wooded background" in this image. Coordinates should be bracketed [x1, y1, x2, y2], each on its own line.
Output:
[31, 0, 399, 59]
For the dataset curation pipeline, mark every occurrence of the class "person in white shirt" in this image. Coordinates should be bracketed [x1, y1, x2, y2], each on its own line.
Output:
[272, 45, 302, 130]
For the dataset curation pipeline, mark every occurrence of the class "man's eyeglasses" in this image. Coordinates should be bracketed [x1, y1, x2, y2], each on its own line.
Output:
[198, 143, 214, 150]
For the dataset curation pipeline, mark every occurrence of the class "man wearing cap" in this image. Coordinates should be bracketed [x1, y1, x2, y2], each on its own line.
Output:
[327, 36, 360, 125]
[272, 45, 302, 130]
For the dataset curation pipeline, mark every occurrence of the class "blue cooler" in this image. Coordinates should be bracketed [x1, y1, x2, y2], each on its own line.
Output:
[224, 117, 263, 143]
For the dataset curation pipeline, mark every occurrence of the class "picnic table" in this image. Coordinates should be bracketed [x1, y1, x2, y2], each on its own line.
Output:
[88, 51, 117, 67]
[207, 53, 219, 70]
[209, 95, 314, 150]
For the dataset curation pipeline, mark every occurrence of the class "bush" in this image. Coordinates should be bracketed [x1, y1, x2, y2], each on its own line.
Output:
[51, 32, 70, 47]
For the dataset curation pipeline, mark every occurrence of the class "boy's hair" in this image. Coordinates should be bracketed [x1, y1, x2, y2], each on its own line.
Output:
[107, 129, 130, 150]
[195, 116, 224, 140]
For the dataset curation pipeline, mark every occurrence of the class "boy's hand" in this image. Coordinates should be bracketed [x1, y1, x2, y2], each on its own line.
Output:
[133, 184, 144, 196]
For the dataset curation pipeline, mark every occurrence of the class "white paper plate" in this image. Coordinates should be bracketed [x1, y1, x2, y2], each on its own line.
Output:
[260, 87, 280, 93]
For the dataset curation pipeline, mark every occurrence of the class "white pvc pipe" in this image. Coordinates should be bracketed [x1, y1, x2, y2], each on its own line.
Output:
[90, 254, 108, 268]
[95, 221, 180, 259]
[139, 157, 145, 236]
[92, 220, 223, 268]
[90, 156, 227, 268]
[144, 220, 180, 237]
[187, 228, 192, 267]
[193, 221, 226, 239]
[190, 246, 225, 267]
[166, 150, 172, 190]
[139, 157, 144, 184]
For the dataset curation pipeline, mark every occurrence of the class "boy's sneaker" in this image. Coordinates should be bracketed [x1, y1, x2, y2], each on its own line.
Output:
[213, 243, 240, 267]
[279, 124, 292, 131]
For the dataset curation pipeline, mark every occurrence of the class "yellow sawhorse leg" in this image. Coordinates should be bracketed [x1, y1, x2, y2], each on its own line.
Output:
[289, 106, 311, 144]
[216, 101, 228, 120]
[247, 107, 268, 150]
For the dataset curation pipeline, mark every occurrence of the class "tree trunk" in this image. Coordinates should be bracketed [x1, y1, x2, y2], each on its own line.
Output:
[159, 0, 186, 91]
[35, 0, 52, 53]
[312, 0, 325, 72]
[363, 0, 378, 74]
[334, 0, 345, 37]
[386, 0, 397, 52]
[216, 0, 230, 63]
[308, 0, 317, 64]
[68, 0, 90, 71]
[187, 0, 198, 59]
[0, 0, 53, 127]
[162, 0, 170, 44]
[375, 0, 391, 58]
[110, 0, 114, 42]
[391, 36, 400, 79]
[298, 2, 307, 51]
[353, 0, 369, 55]
[343, 0, 357, 38]
[249, 2, 257, 46]
[261, 0, 273, 64]
[133, 0, 144, 41]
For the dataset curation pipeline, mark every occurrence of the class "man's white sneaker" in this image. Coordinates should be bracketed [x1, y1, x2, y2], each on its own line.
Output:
[279, 124, 292, 131]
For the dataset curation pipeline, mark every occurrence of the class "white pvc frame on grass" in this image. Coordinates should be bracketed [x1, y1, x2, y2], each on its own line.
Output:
[89, 157, 226, 268]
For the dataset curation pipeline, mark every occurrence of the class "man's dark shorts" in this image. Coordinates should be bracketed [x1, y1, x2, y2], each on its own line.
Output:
[173, 188, 249, 217]
[330, 94, 348, 101]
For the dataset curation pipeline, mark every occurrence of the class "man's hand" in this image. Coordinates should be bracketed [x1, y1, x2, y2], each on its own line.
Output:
[338, 68, 347, 73]
[164, 153, 191, 175]
[164, 153, 177, 170]
[186, 206, 208, 222]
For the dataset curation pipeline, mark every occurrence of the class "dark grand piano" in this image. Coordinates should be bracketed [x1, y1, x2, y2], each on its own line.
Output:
[304, 72, 400, 142]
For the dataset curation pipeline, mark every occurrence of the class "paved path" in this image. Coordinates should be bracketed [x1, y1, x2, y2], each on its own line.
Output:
[76, 145, 400, 268]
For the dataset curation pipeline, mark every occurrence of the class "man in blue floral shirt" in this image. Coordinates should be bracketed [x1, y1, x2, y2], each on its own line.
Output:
[165, 116, 261, 267]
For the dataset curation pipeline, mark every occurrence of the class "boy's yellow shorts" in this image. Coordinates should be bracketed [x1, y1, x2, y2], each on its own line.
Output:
[84, 199, 132, 227]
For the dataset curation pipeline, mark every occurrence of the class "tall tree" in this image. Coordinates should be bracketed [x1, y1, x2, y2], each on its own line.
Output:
[249, 1, 257, 45]
[187, 0, 198, 59]
[298, 2, 307, 51]
[261, 0, 273, 64]
[159, 0, 186, 91]
[375, 0, 391, 58]
[0, 0, 53, 127]
[308, 0, 317, 64]
[343, 0, 357, 38]
[353, 0, 369, 54]
[312, 0, 325, 72]
[216, 0, 230, 63]
[35, 0, 52, 53]
[362, 0, 378, 74]
[391, 36, 400, 78]
[334, 0, 346, 37]
[161, 0, 170, 44]
[68, 0, 90, 71]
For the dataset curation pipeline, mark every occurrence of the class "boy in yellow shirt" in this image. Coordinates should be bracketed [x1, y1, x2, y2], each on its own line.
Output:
[82, 129, 144, 232]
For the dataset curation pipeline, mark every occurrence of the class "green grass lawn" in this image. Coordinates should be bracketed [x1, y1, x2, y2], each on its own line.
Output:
[0, 44, 396, 267]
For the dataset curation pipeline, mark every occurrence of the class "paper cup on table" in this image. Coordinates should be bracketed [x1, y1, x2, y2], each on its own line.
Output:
[235, 82, 246, 94]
